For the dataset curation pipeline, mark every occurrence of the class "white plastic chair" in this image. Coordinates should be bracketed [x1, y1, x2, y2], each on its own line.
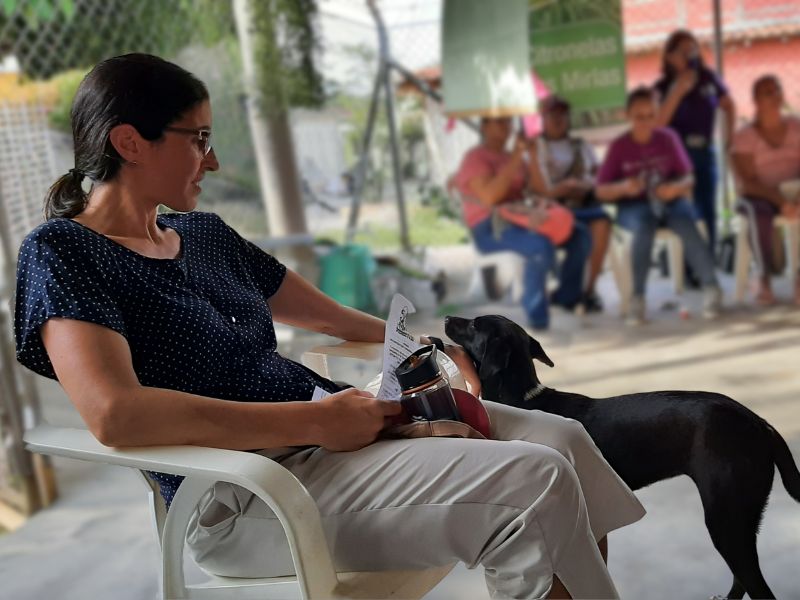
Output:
[609, 227, 684, 317]
[733, 215, 800, 304]
[609, 226, 692, 317]
[445, 179, 525, 303]
[23, 341, 459, 600]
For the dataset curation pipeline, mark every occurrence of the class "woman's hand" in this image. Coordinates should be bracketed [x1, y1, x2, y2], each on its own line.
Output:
[674, 70, 698, 97]
[781, 200, 799, 220]
[622, 176, 646, 198]
[511, 132, 530, 158]
[443, 344, 482, 398]
[313, 388, 402, 452]
[655, 182, 680, 202]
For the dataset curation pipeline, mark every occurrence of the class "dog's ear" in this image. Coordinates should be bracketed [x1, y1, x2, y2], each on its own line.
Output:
[478, 337, 511, 381]
[528, 336, 555, 367]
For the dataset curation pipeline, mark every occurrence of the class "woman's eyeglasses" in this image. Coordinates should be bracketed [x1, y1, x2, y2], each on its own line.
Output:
[163, 126, 213, 156]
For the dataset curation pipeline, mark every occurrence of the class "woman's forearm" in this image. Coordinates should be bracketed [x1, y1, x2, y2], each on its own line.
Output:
[670, 175, 694, 198]
[270, 271, 384, 341]
[596, 182, 627, 202]
[102, 384, 327, 449]
[741, 179, 784, 207]
[474, 155, 525, 206]
[326, 304, 385, 342]
[657, 88, 683, 128]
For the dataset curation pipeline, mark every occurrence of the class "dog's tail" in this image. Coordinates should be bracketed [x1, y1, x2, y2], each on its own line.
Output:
[770, 425, 800, 503]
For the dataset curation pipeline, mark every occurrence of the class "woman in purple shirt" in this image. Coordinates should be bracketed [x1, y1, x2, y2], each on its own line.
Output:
[655, 29, 736, 255]
[597, 87, 721, 325]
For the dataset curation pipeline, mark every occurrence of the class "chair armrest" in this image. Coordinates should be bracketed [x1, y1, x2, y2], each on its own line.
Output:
[24, 424, 339, 598]
[24, 424, 276, 477]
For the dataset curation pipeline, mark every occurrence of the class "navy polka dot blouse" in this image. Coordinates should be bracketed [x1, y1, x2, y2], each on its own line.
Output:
[14, 211, 341, 507]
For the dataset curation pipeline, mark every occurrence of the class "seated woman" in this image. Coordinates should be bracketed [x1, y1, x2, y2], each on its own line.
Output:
[731, 74, 800, 305]
[454, 116, 591, 330]
[15, 54, 644, 599]
[596, 86, 722, 325]
[528, 95, 611, 313]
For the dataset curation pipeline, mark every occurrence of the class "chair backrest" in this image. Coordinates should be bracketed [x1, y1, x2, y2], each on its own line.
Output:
[0, 100, 55, 513]
[0, 101, 54, 275]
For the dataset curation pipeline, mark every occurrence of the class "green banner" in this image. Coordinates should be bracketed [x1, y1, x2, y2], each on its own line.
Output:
[442, 0, 537, 118]
[530, 0, 626, 125]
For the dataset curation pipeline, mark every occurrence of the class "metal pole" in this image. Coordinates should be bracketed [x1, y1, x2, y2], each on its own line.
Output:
[711, 0, 731, 234]
[345, 66, 384, 243]
[367, 0, 411, 251]
[390, 60, 479, 134]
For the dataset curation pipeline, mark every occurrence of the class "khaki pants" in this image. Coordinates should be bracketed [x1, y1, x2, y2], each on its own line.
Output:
[187, 401, 645, 599]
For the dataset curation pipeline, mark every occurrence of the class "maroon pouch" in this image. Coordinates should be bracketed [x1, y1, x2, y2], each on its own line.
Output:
[383, 389, 492, 440]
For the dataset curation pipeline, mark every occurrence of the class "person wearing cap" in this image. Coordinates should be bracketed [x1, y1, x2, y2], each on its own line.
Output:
[528, 95, 610, 313]
[453, 116, 591, 330]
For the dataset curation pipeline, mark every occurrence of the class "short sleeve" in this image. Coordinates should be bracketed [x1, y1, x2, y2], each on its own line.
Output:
[213, 214, 287, 299]
[14, 223, 127, 379]
[596, 138, 623, 184]
[455, 147, 492, 198]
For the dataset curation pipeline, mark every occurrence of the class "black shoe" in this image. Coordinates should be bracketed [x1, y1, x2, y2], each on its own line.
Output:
[582, 291, 604, 313]
[550, 295, 577, 312]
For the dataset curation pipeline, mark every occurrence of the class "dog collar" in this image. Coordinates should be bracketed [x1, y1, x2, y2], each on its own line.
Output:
[524, 383, 547, 402]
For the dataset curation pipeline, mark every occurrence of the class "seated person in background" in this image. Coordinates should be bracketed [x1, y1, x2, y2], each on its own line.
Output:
[454, 116, 591, 330]
[528, 95, 610, 313]
[730, 74, 800, 306]
[596, 86, 722, 325]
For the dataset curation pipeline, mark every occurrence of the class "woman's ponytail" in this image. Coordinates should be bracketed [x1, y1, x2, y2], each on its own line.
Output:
[43, 169, 88, 220]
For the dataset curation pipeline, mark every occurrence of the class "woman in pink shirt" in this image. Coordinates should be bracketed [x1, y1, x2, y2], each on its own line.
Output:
[454, 117, 591, 330]
[731, 75, 800, 305]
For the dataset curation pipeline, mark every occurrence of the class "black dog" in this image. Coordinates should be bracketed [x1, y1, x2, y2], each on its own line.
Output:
[445, 314, 800, 600]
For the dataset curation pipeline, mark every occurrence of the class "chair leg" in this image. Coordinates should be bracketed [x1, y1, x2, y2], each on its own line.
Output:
[611, 230, 633, 317]
[734, 220, 751, 304]
[509, 258, 525, 303]
[783, 219, 800, 291]
[667, 234, 684, 295]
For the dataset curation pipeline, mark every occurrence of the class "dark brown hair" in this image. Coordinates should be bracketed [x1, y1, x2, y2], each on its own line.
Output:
[626, 86, 657, 111]
[752, 74, 781, 100]
[661, 29, 704, 80]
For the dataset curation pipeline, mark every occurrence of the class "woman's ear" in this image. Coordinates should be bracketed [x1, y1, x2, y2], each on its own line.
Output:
[108, 124, 144, 165]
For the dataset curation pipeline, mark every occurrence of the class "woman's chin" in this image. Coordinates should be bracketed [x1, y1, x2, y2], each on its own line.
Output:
[163, 197, 199, 214]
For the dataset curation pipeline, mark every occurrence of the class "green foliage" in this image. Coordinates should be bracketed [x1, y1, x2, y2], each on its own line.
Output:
[47, 68, 87, 131]
[1, 0, 235, 79]
[420, 184, 460, 220]
[318, 205, 469, 250]
[249, 0, 324, 117]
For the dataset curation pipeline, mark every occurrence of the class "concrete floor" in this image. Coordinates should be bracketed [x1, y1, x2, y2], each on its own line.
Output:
[2, 270, 800, 599]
